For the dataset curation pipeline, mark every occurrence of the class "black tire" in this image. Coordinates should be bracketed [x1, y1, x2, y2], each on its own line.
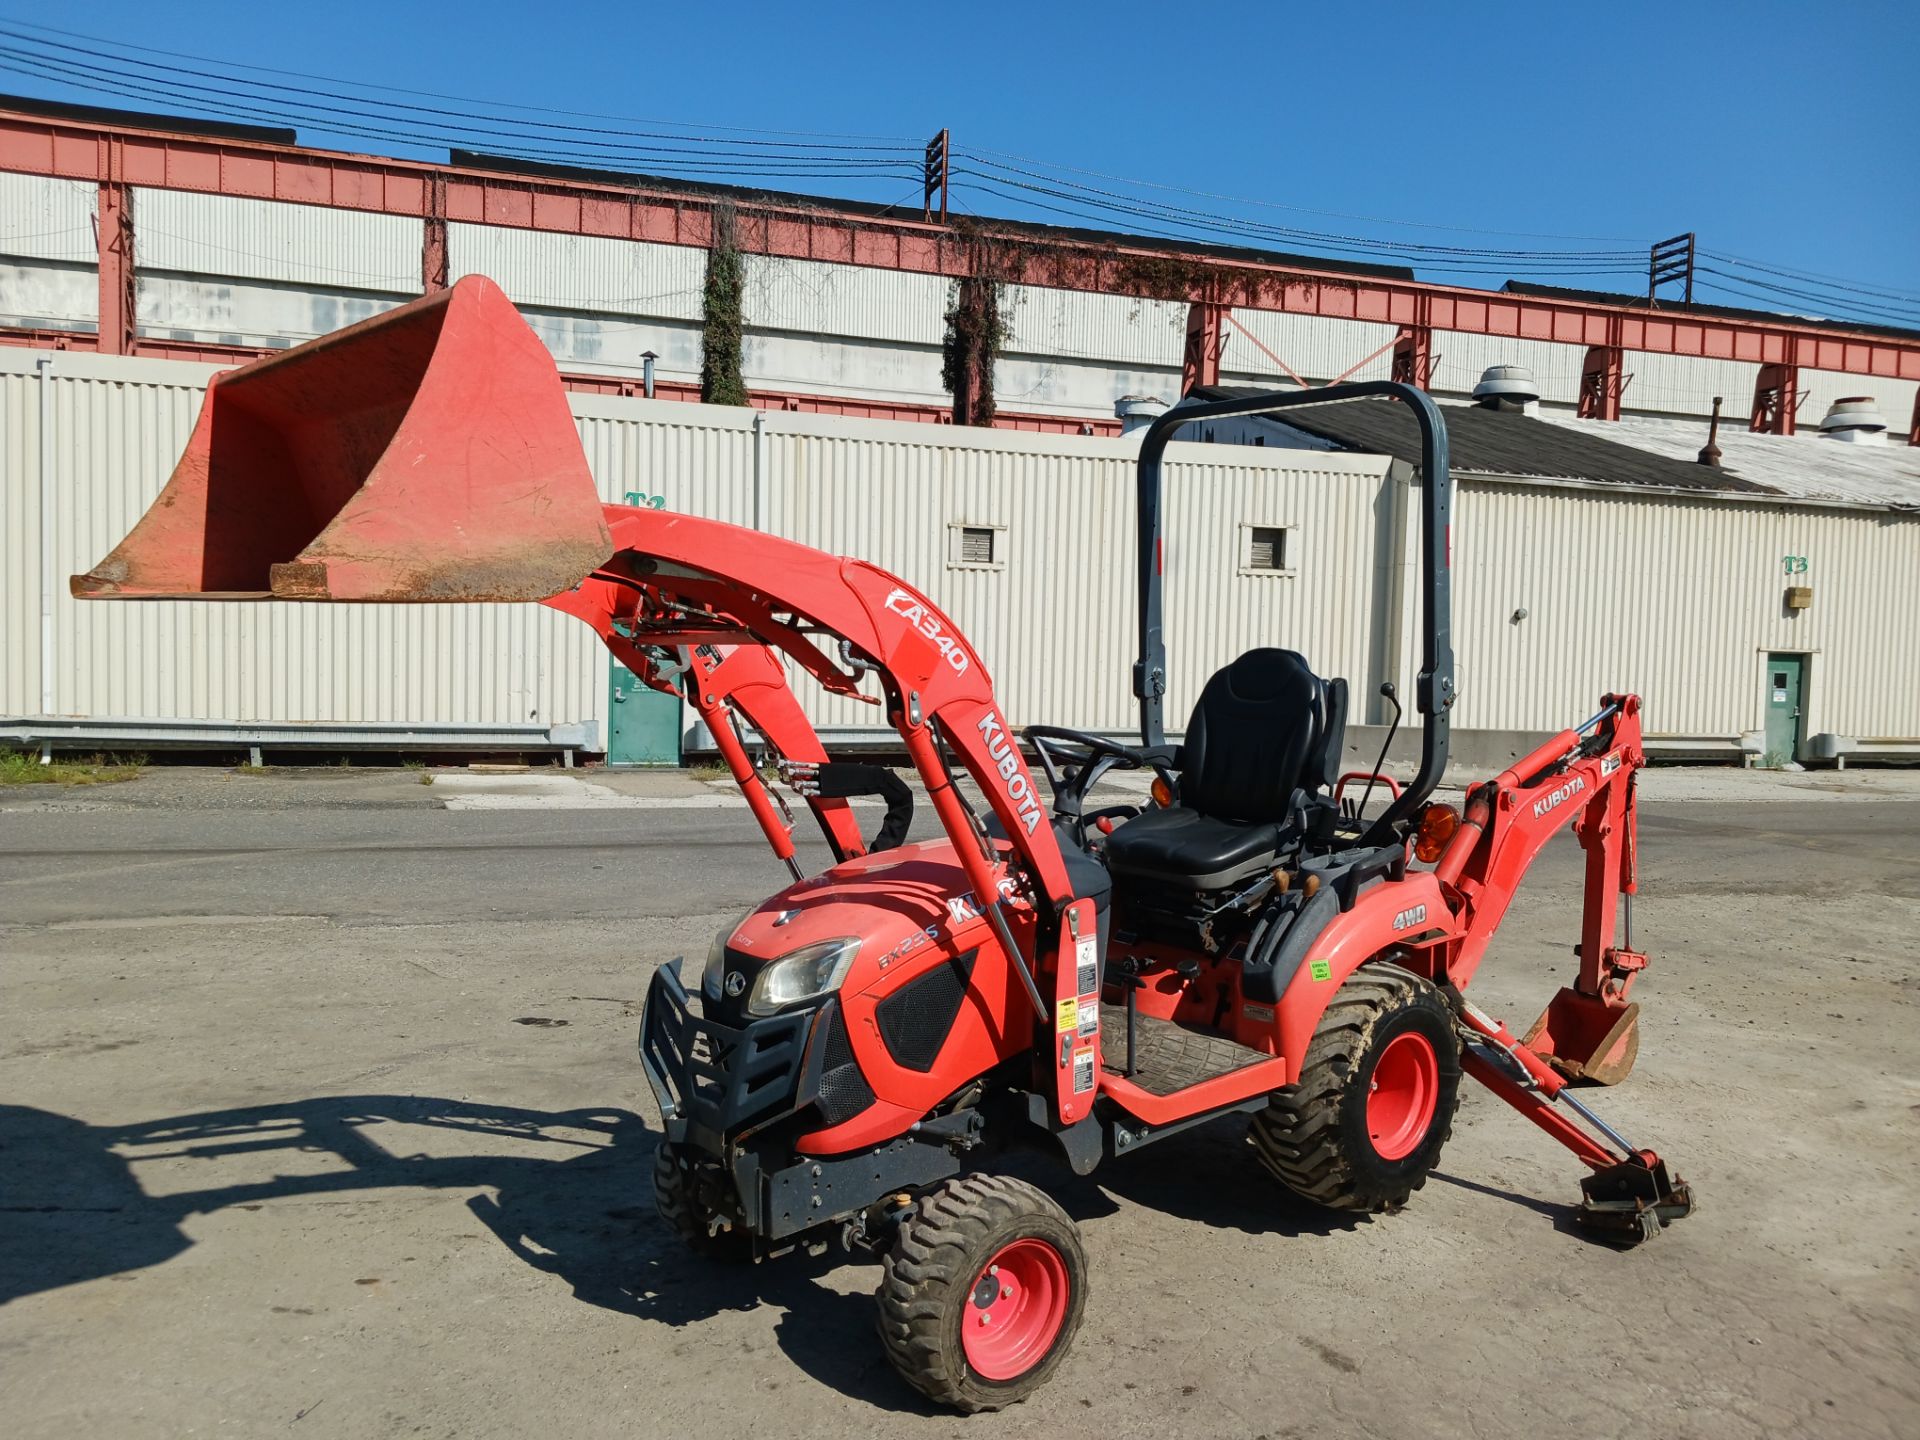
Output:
[652, 1142, 751, 1261]
[1250, 962, 1461, 1212]
[876, 1174, 1088, 1413]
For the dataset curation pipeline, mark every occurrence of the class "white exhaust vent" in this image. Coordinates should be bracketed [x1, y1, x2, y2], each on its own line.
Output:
[1472, 364, 1540, 414]
[1817, 396, 1888, 446]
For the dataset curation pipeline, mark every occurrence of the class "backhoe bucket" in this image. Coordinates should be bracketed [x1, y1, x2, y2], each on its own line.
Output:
[1523, 990, 1640, 1086]
[71, 275, 612, 603]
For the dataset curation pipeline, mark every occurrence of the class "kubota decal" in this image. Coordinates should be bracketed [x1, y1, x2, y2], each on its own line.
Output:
[1531, 775, 1588, 820]
[884, 589, 970, 676]
[946, 875, 1019, 926]
[976, 711, 1044, 835]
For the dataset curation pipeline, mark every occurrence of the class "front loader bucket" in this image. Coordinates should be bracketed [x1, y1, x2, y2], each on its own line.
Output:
[71, 275, 612, 603]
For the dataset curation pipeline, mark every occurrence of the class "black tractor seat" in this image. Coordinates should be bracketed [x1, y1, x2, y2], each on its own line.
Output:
[1104, 648, 1347, 889]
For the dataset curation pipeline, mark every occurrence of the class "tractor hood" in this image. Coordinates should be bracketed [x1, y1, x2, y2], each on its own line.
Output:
[705, 839, 1008, 1022]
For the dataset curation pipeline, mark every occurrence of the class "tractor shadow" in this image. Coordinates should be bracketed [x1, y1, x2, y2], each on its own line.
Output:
[0, 1097, 933, 1414]
[1429, 1171, 1602, 1243]
[1013, 1113, 1365, 1240]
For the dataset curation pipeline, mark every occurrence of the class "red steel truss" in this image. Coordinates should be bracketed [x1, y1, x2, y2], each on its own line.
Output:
[4, 105, 1915, 427]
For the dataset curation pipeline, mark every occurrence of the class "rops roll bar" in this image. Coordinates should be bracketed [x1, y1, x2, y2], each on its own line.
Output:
[1132, 382, 1455, 845]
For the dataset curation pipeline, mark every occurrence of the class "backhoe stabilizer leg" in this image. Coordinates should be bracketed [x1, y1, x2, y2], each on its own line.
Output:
[1457, 1000, 1693, 1246]
[1576, 1151, 1695, 1246]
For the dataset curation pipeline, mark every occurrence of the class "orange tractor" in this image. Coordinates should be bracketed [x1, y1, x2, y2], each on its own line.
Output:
[76, 277, 1691, 1412]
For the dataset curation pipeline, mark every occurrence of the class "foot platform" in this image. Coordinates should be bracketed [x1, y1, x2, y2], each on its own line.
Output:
[1098, 1005, 1270, 1097]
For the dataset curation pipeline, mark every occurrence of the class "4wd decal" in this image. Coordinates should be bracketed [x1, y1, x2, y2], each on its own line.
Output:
[1531, 775, 1587, 820]
[976, 711, 1044, 835]
[884, 589, 970, 677]
[1392, 903, 1428, 932]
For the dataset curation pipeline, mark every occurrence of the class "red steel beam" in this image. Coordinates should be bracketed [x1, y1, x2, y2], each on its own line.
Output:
[4, 106, 1917, 384]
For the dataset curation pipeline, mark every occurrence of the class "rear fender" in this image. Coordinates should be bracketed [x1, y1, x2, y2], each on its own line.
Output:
[1273, 873, 1457, 1082]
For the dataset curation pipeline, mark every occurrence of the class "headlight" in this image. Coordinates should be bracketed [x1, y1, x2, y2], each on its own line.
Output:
[701, 926, 733, 1002]
[749, 937, 860, 1016]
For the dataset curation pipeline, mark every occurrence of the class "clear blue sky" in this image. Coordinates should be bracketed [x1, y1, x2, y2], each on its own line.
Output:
[1, 1, 1914, 321]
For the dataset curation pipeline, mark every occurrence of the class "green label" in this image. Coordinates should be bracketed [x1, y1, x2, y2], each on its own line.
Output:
[1309, 960, 1333, 982]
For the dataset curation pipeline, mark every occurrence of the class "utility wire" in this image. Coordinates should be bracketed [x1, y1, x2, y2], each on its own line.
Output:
[0, 15, 919, 143]
[0, 21, 1911, 325]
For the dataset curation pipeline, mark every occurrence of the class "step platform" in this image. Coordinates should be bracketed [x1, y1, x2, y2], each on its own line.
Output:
[1098, 1002, 1274, 1097]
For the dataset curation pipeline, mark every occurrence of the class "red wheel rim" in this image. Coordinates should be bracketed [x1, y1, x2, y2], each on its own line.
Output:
[1367, 1030, 1439, 1161]
[960, 1237, 1071, 1382]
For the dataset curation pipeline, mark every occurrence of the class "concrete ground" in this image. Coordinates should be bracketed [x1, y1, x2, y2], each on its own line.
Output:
[2, 764, 1916, 1439]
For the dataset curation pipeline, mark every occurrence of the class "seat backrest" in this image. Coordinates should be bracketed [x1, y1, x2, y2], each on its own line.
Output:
[1178, 649, 1346, 824]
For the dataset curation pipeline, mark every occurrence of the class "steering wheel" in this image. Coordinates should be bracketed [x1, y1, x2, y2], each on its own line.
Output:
[1024, 726, 1178, 847]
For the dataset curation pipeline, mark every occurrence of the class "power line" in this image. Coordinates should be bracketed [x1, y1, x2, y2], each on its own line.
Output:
[0, 22, 1910, 326]
[0, 16, 919, 143]
[962, 142, 1644, 245]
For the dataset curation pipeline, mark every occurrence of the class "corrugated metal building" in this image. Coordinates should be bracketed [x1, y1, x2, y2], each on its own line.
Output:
[5, 348, 1915, 764]
[7, 165, 1918, 435]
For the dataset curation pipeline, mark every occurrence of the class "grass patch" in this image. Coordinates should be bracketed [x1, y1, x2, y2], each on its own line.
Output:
[0, 749, 146, 786]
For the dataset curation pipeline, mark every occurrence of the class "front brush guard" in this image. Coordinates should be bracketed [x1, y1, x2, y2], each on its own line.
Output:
[1576, 1153, 1696, 1247]
[639, 959, 828, 1151]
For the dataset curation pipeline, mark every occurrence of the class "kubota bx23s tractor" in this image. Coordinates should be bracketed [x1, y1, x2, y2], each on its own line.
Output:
[75, 277, 1692, 1412]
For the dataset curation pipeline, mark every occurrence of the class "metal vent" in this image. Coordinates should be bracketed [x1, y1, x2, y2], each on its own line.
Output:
[1247, 526, 1288, 571]
[959, 526, 995, 564]
[876, 951, 978, 1072]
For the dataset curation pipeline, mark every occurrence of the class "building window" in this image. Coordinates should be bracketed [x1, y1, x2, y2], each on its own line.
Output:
[948, 523, 1005, 570]
[1243, 524, 1292, 574]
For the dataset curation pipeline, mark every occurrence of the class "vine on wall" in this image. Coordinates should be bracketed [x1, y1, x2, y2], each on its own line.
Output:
[701, 203, 748, 406]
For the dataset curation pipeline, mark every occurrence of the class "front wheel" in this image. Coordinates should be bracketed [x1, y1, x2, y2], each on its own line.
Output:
[653, 1142, 751, 1261]
[1250, 963, 1461, 1212]
[876, 1174, 1087, 1412]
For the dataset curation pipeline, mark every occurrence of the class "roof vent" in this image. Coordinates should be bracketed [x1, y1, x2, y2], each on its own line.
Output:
[1817, 395, 1888, 446]
[1472, 363, 1539, 413]
[1115, 394, 1169, 435]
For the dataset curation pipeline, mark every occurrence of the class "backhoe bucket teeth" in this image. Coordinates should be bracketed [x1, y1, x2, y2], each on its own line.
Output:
[1523, 990, 1640, 1086]
[70, 275, 613, 603]
[1575, 1154, 1694, 1247]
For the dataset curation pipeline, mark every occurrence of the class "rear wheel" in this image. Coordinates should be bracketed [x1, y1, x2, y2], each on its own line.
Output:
[1250, 963, 1460, 1212]
[652, 1142, 751, 1261]
[876, 1174, 1087, 1412]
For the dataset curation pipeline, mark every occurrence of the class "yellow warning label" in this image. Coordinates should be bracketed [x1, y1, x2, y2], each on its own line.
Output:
[1055, 997, 1078, 1033]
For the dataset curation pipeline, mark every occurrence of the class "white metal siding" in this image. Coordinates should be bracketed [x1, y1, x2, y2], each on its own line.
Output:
[1621, 350, 1760, 419]
[747, 255, 947, 346]
[1225, 310, 1399, 385]
[1452, 480, 1920, 740]
[0, 173, 97, 263]
[136, 190, 421, 294]
[1001, 286, 1186, 368]
[756, 414, 1393, 732]
[449, 222, 704, 320]
[6, 349, 1915, 753]
[0, 259, 97, 331]
[136, 273, 409, 349]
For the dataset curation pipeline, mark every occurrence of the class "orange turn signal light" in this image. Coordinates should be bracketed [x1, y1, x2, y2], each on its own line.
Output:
[1150, 776, 1174, 808]
[1413, 802, 1461, 863]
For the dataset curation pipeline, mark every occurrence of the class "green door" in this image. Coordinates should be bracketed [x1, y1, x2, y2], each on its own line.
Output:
[1762, 654, 1805, 768]
[608, 661, 683, 766]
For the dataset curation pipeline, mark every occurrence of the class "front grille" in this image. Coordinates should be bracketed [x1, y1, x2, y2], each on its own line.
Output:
[813, 1005, 876, 1127]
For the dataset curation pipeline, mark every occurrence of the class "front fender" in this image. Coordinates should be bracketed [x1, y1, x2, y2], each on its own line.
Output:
[1274, 873, 1456, 1082]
